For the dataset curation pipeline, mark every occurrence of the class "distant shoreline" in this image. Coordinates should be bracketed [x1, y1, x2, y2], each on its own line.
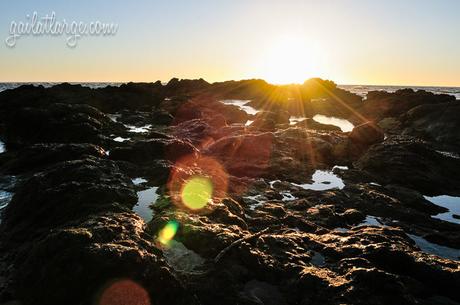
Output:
[2, 82, 459, 99]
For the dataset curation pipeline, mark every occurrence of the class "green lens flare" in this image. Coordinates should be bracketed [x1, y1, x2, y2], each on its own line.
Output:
[158, 220, 179, 245]
[181, 176, 213, 210]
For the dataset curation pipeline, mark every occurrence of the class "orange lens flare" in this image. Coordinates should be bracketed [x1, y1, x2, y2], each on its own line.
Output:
[168, 155, 228, 212]
[98, 279, 150, 305]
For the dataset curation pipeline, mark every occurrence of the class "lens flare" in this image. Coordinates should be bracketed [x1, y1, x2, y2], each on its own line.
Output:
[181, 176, 213, 210]
[168, 155, 228, 212]
[98, 279, 150, 305]
[158, 220, 179, 246]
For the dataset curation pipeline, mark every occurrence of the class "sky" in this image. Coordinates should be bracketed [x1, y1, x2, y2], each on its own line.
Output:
[0, 0, 459, 86]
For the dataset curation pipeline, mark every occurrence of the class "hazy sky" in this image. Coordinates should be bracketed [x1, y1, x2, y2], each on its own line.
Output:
[1, 0, 459, 85]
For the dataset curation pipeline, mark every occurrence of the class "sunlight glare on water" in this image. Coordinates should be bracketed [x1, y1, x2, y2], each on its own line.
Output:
[220, 100, 259, 115]
[312, 114, 354, 132]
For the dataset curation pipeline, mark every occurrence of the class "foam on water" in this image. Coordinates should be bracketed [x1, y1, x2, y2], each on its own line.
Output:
[312, 115, 354, 132]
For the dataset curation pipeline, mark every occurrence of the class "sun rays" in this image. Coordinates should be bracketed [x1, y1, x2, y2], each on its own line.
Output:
[253, 35, 323, 85]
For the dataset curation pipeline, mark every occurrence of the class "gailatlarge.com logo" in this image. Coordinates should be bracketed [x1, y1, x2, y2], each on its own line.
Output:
[5, 11, 119, 48]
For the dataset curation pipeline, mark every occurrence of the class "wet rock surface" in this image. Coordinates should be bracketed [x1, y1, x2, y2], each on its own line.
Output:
[0, 79, 459, 305]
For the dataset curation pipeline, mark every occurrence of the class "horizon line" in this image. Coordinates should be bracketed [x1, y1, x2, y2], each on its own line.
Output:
[0, 79, 459, 88]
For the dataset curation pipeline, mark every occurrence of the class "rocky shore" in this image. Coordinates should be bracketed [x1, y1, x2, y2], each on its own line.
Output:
[0, 78, 459, 305]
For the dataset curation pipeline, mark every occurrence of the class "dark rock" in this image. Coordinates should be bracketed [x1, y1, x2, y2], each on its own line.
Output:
[402, 102, 460, 151]
[359, 89, 455, 121]
[1, 157, 136, 243]
[295, 118, 341, 131]
[0, 143, 107, 174]
[5, 211, 197, 305]
[110, 137, 198, 164]
[349, 122, 384, 145]
[355, 136, 460, 194]
[3, 103, 117, 146]
[1, 81, 460, 305]
[249, 111, 290, 131]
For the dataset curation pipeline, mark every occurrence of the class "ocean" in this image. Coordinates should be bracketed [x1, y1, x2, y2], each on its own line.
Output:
[339, 84, 460, 100]
[0, 82, 459, 100]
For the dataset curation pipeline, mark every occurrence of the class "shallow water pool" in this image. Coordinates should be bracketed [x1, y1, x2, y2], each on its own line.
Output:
[408, 234, 460, 261]
[312, 114, 354, 132]
[293, 170, 345, 191]
[126, 124, 152, 133]
[113, 136, 131, 142]
[221, 100, 259, 115]
[132, 177, 148, 185]
[424, 195, 460, 225]
[134, 186, 159, 222]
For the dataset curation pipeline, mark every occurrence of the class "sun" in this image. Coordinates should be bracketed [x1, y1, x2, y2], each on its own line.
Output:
[255, 36, 322, 84]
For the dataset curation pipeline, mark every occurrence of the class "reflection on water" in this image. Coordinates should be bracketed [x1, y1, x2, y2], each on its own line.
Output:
[134, 186, 159, 222]
[243, 195, 266, 210]
[332, 165, 349, 171]
[132, 177, 147, 185]
[0, 191, 13, 211]
[408, 234, 460, 261]
[113, 136, 131, 142]
[221, 99, 259, 115]
[107, 113, 121, 122]
[339, 84, 460, 100]
[0, 140, 5, 153]
[281, 192, 297, 201]
[126, 124, 152, 133]
[359, 215, 383, 227]
[424, 195, 460, 225]
[293, 170, 345, 191]
[245, 120, 254, 126]
[0, 176, 16, 223]
[312, 114, 354, 132]
[289, 116, 306, 125]
[310, 251, 326, 267]
[436, 150, 460, 159]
